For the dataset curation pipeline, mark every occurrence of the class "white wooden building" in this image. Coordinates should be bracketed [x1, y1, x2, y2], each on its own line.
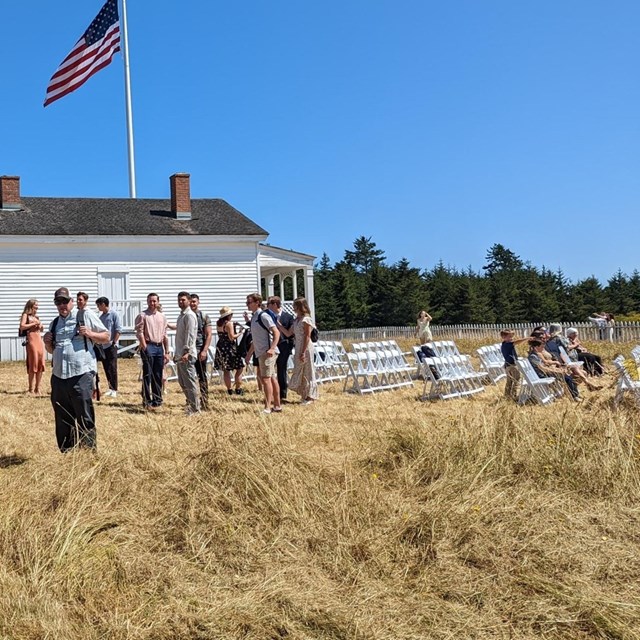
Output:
[0, 173, 315, 361]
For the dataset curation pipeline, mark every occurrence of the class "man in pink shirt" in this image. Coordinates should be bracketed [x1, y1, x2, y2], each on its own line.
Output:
[135, 293, 169, 409]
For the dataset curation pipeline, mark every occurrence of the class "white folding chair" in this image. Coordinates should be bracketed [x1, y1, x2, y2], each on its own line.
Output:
[612, 355, 640, 407]
[516, 357, 556, 406]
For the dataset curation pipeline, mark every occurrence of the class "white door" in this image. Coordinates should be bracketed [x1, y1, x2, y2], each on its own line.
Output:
[97, 271, 131, 326]
[98, 271, 128, 301]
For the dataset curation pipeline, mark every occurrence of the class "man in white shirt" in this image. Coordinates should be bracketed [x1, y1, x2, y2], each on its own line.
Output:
[174, 291, 200, 415]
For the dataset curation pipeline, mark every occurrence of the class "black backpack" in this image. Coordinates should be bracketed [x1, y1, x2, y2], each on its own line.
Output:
[237, 328, 252, 359]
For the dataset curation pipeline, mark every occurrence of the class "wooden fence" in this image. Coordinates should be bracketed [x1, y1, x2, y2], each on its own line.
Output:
[318, 321, 640, 344]
[1, 321, 637, 362]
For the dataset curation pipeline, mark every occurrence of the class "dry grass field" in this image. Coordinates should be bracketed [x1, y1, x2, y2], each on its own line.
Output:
[1, 338, 639, 640]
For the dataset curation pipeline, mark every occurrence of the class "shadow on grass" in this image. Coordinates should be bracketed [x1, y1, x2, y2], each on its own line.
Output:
[108, 402, 149, 415]
[0, 454, 28, 468]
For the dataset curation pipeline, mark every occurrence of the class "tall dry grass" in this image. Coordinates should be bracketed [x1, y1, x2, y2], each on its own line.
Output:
[0, 339, 639, 639]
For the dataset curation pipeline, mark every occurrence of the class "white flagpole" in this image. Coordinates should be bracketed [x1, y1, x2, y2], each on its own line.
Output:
[120, 0, 137, 198]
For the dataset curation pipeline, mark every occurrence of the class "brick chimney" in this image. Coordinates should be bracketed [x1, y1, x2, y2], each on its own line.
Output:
[0, 176, 20, 210]
[170, 173, 191, 220]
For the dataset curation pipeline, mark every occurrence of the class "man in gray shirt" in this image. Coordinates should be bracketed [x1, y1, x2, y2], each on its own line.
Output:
[43, 287, 109, 452]
[174, 291, 200, 415]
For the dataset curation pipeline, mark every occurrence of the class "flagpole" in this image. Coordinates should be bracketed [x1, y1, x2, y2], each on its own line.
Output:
[120, 0, 137, 198]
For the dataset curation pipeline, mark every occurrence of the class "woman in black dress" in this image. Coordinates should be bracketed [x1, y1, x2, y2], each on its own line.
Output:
[214, 307, 245, 395]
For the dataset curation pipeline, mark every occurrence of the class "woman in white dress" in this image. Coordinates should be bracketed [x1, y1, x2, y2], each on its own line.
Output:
[280, 297, 319, 404]
[415, 310, 433, 344]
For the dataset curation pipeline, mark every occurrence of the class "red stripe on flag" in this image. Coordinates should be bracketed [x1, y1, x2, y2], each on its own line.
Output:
[44, 19, 121, 107]
[46, 28, 120, 95]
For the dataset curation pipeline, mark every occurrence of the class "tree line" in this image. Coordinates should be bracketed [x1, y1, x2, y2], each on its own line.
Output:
[313, 237, 640, 330]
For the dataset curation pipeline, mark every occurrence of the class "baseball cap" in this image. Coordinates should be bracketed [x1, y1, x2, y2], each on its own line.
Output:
[53, 287, 72, 303]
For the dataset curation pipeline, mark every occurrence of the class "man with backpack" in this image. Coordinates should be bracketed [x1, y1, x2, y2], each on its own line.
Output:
[266, 296, 295, 402]
[43, 287, 109, 453]
[245, 292, 282, 414]
[190, 294, 212, 410]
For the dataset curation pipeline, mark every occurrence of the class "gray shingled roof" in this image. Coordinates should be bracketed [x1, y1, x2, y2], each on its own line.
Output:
[0, 197, 268, 236]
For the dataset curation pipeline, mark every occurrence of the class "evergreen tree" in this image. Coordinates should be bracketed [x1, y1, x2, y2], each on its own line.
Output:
[332, 261, 369, 327]
[424, 261, 457, 323]
[626, 271, 640, 314]
[569, 277, 607, 320]
[605, 269, 633, 315]
[344, 236, 386, 275]
[314, 253, 339, 330]
[390, 258, 429, 325]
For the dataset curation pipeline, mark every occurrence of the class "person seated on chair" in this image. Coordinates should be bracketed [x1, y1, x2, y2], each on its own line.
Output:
[565, 327, 606, 376]
[546, 324, 602, 390]
[528, 340, 580, 401]
[544, 324, 569, 361]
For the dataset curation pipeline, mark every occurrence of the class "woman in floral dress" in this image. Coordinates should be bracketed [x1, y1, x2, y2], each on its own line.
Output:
[283, 297, 319, 404]
[213, 307, 245, 395]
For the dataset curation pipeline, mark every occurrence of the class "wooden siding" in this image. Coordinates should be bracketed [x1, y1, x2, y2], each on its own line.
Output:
[0, 240, 259, 341]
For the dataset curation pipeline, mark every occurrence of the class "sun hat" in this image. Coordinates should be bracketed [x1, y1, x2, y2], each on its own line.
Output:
[219, 306, 233, 319]
[548, 323, 562, 336]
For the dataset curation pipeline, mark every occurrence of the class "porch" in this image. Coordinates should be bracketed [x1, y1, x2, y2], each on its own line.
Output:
[258, 243, 316, 319]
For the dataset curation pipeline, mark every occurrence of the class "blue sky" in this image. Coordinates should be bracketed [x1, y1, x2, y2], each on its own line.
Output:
[2, 1, 639, 282]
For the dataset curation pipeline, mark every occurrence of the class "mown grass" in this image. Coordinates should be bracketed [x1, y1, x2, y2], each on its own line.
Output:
[0, 339, 639, 639]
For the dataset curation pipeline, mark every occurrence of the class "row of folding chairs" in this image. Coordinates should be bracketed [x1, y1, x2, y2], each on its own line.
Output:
[344, 340, 414, 394]
[314, 340, 350, 383]
[476, 344, 507, 384]
[420, 353, 485, 401]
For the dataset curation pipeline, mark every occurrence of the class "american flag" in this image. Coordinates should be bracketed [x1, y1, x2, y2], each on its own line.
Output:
[44, 0, 121, 107]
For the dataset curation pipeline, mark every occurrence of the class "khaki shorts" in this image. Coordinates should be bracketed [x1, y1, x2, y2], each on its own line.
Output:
[258, 353, 277, 378]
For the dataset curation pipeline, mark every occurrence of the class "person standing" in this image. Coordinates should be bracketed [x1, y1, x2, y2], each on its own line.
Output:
[43, 287, 109, 452]
[76, 291, 89, 311]
[19, 299, 46, 395]
[245, 293, 281, 414]
[267, 296, 295, 401]
[500, 329, 530, 402]
[189, 294, 212, 410]
[135, 293, 169, 410]
[96, 297, 122, 397]
[283, 297, 319, 404]
[175, 291, 200, 415]
[415, 310, 433, 344]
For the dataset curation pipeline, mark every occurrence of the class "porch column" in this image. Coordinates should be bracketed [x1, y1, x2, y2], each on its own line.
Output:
[279, 273, 285, 300]
[267, 275, 275, 297]
[304, 266, 315, 321]
[292, 270, 298, 299]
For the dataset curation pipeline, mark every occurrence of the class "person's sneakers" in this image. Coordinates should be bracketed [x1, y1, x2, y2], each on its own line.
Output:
[104, 390, 117, 398]
[272, 407, 283, 413]
[227, 389, 234, 396]
[262, 408, 272, 414]
[235, 388, 244, 396]
[185, 408, 201, 416]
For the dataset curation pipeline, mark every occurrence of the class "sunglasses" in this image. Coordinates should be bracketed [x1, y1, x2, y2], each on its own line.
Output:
[54, 299, 71, 305]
